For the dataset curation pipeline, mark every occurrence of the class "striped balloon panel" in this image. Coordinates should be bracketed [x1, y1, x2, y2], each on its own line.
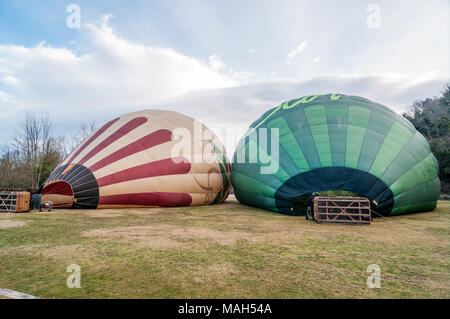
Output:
[231, 94, 440, 216]
[42, 110, 231, 209]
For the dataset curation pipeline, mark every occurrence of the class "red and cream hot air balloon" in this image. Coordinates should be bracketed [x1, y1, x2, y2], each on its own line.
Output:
[40, 110, 231, 209]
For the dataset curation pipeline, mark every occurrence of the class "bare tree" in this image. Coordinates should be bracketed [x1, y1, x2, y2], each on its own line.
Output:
[68, 121, 96, 153]
[0, 115, 95, 192]
[0, 146, 23, 190]
[7, 113, 63, 192]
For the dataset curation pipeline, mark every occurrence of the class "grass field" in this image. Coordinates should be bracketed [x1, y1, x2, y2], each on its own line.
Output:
[0, 196, 448, 299]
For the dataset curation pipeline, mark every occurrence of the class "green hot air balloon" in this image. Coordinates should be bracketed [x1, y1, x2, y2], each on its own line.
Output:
[231, 94, 440, 216]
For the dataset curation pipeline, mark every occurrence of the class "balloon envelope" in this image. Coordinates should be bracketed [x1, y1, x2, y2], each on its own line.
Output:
[231, 94, 440, 216]
[41, 110, 231, 209]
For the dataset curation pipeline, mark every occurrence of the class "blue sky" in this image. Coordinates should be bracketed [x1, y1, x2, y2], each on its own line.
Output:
[0, 0, 448, 152]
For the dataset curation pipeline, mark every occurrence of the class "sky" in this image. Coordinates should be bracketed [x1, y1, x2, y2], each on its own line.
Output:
[0, 0, 448, 154]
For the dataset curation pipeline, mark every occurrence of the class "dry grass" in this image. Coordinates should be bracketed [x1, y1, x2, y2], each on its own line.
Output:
[0, 196, 448, 298]
[0, 220, 26, 229]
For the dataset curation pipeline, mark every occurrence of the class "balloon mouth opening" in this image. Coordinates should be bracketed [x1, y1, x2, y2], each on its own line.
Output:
[40, 180, 74, 208]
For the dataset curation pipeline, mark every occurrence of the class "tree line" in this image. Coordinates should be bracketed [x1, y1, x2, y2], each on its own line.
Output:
[0, 84, 448, 194]
[403, 84, 449, 193]
[0, 114, 95, 193]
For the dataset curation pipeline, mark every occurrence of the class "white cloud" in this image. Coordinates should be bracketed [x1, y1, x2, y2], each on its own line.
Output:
[0, 18, 237, 114]
[0, 91, 12, 103]
[0, 75, 20, 86]
[157, 73, 448, 154]
[0, 14, 447, 155]
[208, 54, 226, 71]
[313, 56, 321, 63]
[0, 17, 244, 145]
[286, 40, 308, 63]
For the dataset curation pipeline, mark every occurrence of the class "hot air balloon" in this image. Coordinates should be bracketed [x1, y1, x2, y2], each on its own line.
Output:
[41, 110, 230, 209]
[231, 94, 440, 216]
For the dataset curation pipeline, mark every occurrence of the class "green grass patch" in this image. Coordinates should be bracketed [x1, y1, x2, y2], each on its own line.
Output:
[0, 198, 448, 298]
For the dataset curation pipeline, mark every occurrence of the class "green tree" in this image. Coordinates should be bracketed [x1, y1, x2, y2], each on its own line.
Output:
[403, 84, 450, 193]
